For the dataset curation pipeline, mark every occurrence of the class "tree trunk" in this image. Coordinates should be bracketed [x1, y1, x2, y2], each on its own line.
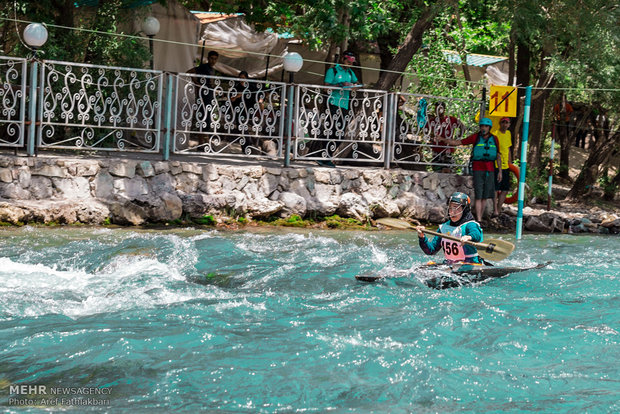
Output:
[526, 42, 555, 172]
[566, 126, 619, 200]
[513, 40, 530, 161]
[374, 2, 449, 91]
[376, 34, 399, 71]
[508, 29, 515, 86]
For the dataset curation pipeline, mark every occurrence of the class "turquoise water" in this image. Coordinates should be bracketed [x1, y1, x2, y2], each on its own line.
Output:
[0, 226, 618, 412]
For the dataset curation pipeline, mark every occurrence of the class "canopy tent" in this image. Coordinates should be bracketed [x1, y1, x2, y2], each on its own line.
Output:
[193, 13, 288, 79]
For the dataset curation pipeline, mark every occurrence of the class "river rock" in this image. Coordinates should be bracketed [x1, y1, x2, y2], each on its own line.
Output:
[279, 192, 307, 217]
[0, 183, 29, 199]
[247, 197, 282, 218]
[108, 199, 148, 226]
[109, 161, 136, 178]
[52, 177, 92, 199]
[0, 168, 12, 183]
[525, 216, 553, 232]
[134, 193, 183, 222]
[337, 192, 370, 221]
[371, 200, 401, 218]
[136, 161, 155, 177]
[29, 176, 53, 199]
[180, 194, 227, 217]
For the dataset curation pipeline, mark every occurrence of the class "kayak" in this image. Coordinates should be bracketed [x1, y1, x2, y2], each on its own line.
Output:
[355, 262, 551, 289]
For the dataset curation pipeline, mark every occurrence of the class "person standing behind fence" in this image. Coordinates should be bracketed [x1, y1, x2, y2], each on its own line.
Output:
[427, 102, 464, 173]
[439, 117, 502, 223]
[493, 117, 512, 216]
[187, 51, 220, 134]
[325, 52, 359, 131]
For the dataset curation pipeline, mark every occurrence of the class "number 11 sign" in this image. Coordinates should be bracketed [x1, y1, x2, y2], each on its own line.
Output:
[489, 85, 517, 118]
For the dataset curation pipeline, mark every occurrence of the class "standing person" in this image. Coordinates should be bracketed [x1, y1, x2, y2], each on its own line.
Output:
[187, 51, 221, 135]
[324, 51, 359, 138]
[313, 51, 360, 166]
[439, 117, 502, 222]
[427, 102, 464, 173]
[416, 192, 483, 264]
[494, 117, 513, 216]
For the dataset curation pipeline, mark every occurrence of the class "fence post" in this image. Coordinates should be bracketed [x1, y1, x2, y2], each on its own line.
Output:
[27, 60, 39, 156]
[516, 85, 532, 240]
[547, 122, 556, 210]
[384, 93, 395, 169]
[162, 73, 174, 160]
[284, 81, 295, 167]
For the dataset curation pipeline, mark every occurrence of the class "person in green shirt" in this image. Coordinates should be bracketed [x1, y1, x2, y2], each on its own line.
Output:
[315, 51, 360, 166]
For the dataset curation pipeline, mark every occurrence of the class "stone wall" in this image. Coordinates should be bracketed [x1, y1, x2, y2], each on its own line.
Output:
[0, 155, 473, 225]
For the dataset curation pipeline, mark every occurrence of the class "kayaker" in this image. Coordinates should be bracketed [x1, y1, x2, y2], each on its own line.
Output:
[415, 192, 483, 264]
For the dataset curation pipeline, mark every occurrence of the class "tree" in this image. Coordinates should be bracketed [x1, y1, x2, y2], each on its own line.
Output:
[0, 0, 151, 67]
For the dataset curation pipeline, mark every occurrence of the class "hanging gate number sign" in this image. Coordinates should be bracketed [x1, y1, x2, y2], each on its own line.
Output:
[489, 85, 517, 118]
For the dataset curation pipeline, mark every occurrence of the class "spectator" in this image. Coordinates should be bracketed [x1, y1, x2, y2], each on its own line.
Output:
[494, 117, 513, 216]
[439, 117, 502, 223]
[316, 50, 360, 167]
[187, 51, 220, 135]
[427, 102, 464, 173]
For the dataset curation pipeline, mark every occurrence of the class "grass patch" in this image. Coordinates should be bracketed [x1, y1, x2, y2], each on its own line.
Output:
[194, 215, 216, 226]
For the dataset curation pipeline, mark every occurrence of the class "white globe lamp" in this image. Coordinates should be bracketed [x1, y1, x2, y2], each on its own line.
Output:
[283, 52, 303, 73]
[23, 23, 48, 49]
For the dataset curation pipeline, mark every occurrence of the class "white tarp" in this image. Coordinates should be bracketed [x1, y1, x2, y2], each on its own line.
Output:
[146, 1, 202, 73]
[486, 61, 515, 86]
[198, 16, 287, 79]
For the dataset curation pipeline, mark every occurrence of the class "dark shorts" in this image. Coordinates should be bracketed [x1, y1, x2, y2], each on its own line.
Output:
[473, 170, 495, 199]
[495, 167, 511, 191]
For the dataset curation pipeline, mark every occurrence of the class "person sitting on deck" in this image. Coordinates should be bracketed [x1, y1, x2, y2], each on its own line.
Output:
[415, 192, 483, 265]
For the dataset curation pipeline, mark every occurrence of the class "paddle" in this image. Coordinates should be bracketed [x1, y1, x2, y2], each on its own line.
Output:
[376, 217, 515, 261]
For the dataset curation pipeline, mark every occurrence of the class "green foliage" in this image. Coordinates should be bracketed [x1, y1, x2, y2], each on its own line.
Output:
[194, 215, 216, 226]
[598, 174, 619, 201]
[526, 166, 551, 203]
[237, 216, 248, 224]
[0, 0, 150, 67]
[102, 217, 112, 226]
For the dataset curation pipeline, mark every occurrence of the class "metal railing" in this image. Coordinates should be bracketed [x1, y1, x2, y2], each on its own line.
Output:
[388, 93, 482, 171]
[0, 54, 486, 171]
[0, 56, 27, 148]
[172, 74, 286, 158]
[294, 84, 388, 164]
[37, 59, 163, 152]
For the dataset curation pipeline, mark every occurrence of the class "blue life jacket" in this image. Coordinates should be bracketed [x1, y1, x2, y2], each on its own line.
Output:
[471, 134, 498, 161]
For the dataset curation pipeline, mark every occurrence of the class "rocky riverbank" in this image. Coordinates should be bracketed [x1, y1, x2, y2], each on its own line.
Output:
[0, 154, 618, 234]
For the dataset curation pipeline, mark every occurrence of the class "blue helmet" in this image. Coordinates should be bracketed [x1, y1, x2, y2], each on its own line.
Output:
[479, 117, 493, 127]
[448, 192, 471, 209]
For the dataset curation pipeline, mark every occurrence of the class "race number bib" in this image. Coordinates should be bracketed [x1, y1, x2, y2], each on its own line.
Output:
[441, 239, 465, 261]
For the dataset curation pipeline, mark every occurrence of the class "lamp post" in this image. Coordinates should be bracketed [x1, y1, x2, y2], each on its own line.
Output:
[23, 23, 48, 58]
[142, 16, 160, 70]
[282, 52, 303, 167]
[23, 23, 48, 156]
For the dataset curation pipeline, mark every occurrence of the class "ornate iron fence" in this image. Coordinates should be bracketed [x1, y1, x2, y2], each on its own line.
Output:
[389, 93, 483, 172]
[0, 54, 489, 171]
[0, 56, 27, 148]
[37, 60, 163, 152]
[293, 84, 388, 164]
[172, 73, 286, 158]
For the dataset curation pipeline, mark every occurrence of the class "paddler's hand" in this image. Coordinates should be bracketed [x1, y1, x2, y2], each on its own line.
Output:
[415, 226, 425, 238]
[460, 235, 472, 243]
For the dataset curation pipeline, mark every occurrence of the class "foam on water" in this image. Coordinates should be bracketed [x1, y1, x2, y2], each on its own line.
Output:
[0, 227, 618, 412]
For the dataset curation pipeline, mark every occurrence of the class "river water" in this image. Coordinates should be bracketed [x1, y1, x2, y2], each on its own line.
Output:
[1, 226, 618, 412]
